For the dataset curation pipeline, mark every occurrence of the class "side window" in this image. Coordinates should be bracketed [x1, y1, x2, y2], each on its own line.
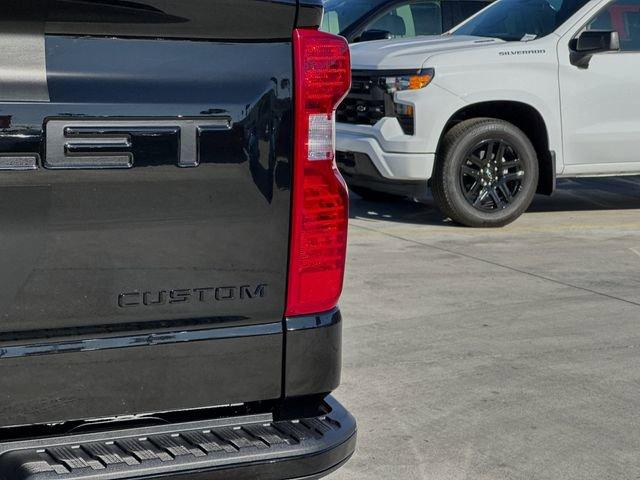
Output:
[587, 0, 640, 51]
[412, 2, 444, 35]
[442, 1, 489, 31]
[366, 1, 443, 39]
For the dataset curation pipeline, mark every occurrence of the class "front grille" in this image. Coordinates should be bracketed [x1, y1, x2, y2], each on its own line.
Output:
[337, 74, 393, 127]
[336, 72, 414, 135]
[336, 97, 386, 126]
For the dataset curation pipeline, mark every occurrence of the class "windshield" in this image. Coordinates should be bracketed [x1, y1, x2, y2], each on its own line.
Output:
[321, 0, 389, 34]
[452, 0, 591, 41]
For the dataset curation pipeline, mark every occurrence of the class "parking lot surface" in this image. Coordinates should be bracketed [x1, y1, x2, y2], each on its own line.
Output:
[330, 177, 640, 480]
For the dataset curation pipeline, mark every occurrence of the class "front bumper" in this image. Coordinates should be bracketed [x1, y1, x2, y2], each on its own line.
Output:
[337, 151, 428, 198]
[0, 396, 356, 480]
[336, 119, 435, 182]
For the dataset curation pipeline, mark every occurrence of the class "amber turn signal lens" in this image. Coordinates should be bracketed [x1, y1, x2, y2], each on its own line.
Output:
[408, 74, 433, 90]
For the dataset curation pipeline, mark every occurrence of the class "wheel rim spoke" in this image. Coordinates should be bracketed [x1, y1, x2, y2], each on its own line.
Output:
[485, 142, 495, 161]
[473, 188, 489, 207]
[468, 154, 486, 168]
[494, 142, 506, 164]
[502, 171, 524, 182]
[461, 165, 481, 179]
[497, 181, 513, 203]
[488, 187, 504, 209]
[501, 159, 520, 169]
[465, 181, 482, 201]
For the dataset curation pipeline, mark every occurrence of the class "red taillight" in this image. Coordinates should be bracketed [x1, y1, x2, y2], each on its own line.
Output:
[286, 28, 351, 317]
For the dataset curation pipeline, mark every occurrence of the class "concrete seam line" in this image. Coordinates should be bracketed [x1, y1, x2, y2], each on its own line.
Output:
[352, 223, 640, 309]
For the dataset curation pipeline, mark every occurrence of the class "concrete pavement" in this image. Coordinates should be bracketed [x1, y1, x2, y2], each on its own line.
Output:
[330, 177, 640, 480]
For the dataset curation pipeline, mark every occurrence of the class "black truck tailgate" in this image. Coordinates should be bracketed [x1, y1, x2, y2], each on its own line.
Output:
[0, 0, 297, 428]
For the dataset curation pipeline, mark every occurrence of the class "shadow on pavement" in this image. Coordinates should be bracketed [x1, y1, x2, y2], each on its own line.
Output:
[349, 176, 640, 225]
[529, 177, 640, 212]
[349, 192, 448, 226]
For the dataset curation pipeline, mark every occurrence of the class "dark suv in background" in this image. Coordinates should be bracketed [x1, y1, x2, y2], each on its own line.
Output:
[322, 0, 493, 42]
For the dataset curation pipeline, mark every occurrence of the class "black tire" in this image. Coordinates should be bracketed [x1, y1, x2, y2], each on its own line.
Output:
[349, 185, 406, 202]
[432, 118, 539, 228]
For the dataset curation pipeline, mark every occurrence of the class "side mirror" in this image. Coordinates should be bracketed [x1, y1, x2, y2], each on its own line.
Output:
[569, 30, 620, 68]
[357, 29, 393, 42]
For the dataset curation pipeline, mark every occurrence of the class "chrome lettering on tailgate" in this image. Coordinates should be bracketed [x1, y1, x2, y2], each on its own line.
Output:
[45, 118, 231, 169]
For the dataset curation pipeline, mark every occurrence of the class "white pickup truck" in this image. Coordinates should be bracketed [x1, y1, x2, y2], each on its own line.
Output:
[336, 0, 639, 227]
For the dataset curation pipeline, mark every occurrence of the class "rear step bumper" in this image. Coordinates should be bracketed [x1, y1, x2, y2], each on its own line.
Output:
[0, 397, 356, 480]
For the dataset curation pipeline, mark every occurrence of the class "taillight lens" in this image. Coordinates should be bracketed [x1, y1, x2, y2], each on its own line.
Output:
[286, 28, 351, 317]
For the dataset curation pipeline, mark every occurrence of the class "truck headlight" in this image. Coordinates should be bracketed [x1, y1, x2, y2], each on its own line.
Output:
[381, 68, 434, 94]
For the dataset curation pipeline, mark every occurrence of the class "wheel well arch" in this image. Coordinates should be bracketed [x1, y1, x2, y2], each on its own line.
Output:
[436, 101, 555, 195]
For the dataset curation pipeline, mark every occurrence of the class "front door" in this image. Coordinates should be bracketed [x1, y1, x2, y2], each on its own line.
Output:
[559, 0, 640, 173]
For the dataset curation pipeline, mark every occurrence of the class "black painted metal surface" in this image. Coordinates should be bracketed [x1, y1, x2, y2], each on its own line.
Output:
[285, 310, 343, 398]
[0, 324, 285, 428]
[0, 0, 301, 428]
[0, 38, 293, 333]
[3, 0, 298, 40]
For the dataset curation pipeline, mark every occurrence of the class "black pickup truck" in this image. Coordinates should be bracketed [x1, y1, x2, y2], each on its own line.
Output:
[0, 1, 355, 479]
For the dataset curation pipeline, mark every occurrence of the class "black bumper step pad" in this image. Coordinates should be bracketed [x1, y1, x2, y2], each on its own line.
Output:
[0, 397, 356, 480]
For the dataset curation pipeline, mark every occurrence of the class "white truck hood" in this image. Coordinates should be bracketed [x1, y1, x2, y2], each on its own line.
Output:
[349, 35, 505, 71]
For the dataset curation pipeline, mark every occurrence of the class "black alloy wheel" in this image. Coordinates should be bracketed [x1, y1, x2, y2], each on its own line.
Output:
[432, 118, 539, 228]
[460, 139, 525, 211]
